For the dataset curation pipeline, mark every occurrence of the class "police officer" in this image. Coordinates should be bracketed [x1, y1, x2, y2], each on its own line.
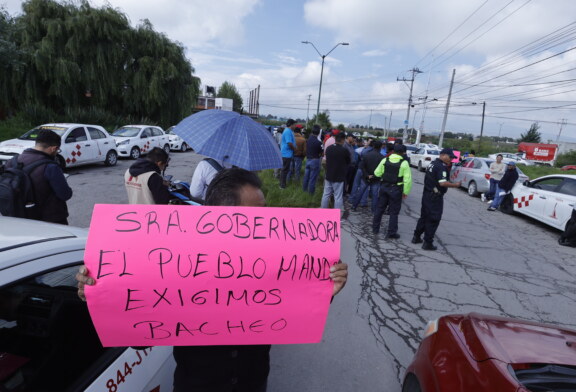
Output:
[372, 144, 412, 238]
[412, 148, 461, 250]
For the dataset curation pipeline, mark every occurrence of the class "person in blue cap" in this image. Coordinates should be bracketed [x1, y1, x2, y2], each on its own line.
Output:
[412, 148, 461, 250]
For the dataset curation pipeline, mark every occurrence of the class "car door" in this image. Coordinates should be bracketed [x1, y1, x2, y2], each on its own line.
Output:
[87, 127, 112, 163]
[139, 127, 154, 155]
[542, 177, 576, 230]
[152, 127, 168, 149]
[519, 177, 564, 222]
[456, 159, 474, 187]
[0, 262, 175, 392]
[63, 127, 96, 166]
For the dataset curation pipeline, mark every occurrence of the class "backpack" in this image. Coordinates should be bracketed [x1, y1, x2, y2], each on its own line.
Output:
[0, 155, 58, 218]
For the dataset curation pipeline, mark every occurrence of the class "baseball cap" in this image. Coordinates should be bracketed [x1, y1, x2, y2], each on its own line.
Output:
[507, 161, 516, 166]
[394, 144, 406, 153]
[295, 124, 303, 128]
[439, 148, 456, 159]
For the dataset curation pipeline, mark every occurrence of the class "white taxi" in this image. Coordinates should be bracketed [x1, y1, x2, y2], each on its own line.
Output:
[112, 125, 170, 159]
[409, 148, 441, 172]
[166, 126, 190, 152]
[501, 174, 576, 231]
[0, 124, 118, 169]
[0, 216, 176, 392]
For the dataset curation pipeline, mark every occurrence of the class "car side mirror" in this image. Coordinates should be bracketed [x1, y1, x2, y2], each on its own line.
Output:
[523, 180, 531, 187]
[141, 134, 148, 139]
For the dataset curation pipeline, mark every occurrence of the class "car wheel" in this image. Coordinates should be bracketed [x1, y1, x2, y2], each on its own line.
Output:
[180, 143, 188, 152]
[418, 161, 424, 172]
[467, 181, 478, 196]
[55, 155, 66, 170]
[402, 374, 422, 392]
[130, 147, 141, 159]
[163, 144, 171, 154]
[500, 193, 514, 214]
[104, 150, 118, 166]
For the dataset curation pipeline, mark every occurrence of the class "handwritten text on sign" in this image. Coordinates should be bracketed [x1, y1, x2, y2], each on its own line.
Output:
[84, 204, 341, 347]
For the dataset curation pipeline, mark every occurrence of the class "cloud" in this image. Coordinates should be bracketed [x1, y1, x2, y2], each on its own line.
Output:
[303, 0, 576, 58]
[362, 49, 387, 57]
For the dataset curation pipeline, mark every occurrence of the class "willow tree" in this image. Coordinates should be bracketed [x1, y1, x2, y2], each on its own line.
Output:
[8, 0, 199, 126]
[217, 81, 243, 112]
[0, 7, 25, 118]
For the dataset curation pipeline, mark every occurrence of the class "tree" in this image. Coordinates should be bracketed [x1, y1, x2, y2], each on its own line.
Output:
[336, 124, 346, 132]
[520, 122, 542, 143]
[310, 111, 332, 130]
[5, 0, 199, 126]
[217, 81, 243, 112]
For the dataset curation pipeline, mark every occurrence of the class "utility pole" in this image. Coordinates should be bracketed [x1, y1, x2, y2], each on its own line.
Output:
[477, 101, 486, 153]
[438, 68, 456, 148]
[368, 109, 373, 128]
[387, 110, 393, 139]
[556, 118, 567, 142]
[305, 94, 312, 129]
[398, 67, 423, 142]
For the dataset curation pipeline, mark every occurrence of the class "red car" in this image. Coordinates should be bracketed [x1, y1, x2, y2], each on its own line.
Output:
[402, 313, 576, 392]
[561, 165, 576, 171]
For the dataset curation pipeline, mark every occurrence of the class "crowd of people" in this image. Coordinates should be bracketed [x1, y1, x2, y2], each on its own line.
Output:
[274, 120, 464, 250]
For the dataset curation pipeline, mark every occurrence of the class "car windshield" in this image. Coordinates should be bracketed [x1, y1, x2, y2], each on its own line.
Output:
[166, 126, 175, 134]
[19, 126, 67, 140]
[427, 150, 440, 155]
[113, 127, 141, 137]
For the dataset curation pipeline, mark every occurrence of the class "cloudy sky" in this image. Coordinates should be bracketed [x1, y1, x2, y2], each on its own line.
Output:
[3, 0, 576, 141]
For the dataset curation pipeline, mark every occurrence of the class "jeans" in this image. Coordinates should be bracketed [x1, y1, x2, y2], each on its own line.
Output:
[321, 180, 344, 209]
[353, 181, 381, 213]
[280, 157, 292, 188]
[489, 184, 508, 209]
[350, 169, 368, 206]
[486, 178, 500, 200]
[289, 156, 304, 182]
[302, 158, 320, 194]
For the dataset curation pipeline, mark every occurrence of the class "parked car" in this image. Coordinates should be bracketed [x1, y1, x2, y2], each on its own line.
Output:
[112, 125, 170, 159]
[404, 144, 419, 159]
[0, 216, 176, 391]
[561, 165, 576, 171]
[402, 313, 576, 392]
[0, 123, 118, 169]
[450, 158, 528, 197]
[488, 152, 532, 166]
[500, 174, 576, 231]
[165, 126, 190, 152]
[410, 148, 440, 171]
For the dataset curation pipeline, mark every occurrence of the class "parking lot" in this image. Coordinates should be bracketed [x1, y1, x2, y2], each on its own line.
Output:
[61, 151, 576, 391]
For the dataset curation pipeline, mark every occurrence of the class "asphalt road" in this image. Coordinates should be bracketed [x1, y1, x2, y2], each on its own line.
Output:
[65, 152, 576, 392]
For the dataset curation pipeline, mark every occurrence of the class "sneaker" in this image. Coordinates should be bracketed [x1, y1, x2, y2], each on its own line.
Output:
[422, 242, 437, 251]
[487, 207, 496, 211]
[411, 236, 423, 244]
[480, 194, 486, 202]
[486, 199, 493, 203]
[386, 233, 400, 239]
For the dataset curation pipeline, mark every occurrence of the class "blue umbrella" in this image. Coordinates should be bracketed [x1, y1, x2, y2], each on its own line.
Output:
[173, 110, 282, 171]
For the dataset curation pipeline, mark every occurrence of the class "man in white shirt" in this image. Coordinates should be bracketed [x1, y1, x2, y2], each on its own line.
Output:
[189, 158, 231, 200]
[482, 154, 505, 202]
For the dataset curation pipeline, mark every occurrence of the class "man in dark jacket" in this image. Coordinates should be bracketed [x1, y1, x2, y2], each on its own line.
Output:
[8, 129, 72, 224]
[124, 147, 172, 204]
[351, 140, 383, 213]
[302, 125, 323, 194]
[487, 161, 519, 211]
[321, 132, 350, 210]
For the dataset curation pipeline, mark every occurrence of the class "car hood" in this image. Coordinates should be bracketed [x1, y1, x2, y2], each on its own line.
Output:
[168, 135, 180, 141]
[446, 313, 576, 365]
[0, 138, 34, 153]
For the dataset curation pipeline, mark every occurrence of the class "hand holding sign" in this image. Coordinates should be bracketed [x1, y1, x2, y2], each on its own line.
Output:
[82, 204, 344, 347]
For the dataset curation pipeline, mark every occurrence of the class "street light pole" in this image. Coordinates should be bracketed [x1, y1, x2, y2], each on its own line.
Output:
[302, 41, 349, 117]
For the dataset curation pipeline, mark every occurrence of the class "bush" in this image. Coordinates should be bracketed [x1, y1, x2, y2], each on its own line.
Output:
[258, 169, 324, 208]
[517, 164, 565, 179]
[0, 113, 34, 141]
[555, 150, 576, 167]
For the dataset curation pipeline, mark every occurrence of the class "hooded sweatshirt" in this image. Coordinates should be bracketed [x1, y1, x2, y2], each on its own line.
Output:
[124, 158, 171, 204]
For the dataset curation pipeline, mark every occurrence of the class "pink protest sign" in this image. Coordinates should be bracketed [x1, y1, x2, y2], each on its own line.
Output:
[452, 150, 461, 163]
[84, 204, 341, 347]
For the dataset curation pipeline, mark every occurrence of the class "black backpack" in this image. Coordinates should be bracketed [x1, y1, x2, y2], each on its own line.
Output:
[0, 155, 58, 218]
